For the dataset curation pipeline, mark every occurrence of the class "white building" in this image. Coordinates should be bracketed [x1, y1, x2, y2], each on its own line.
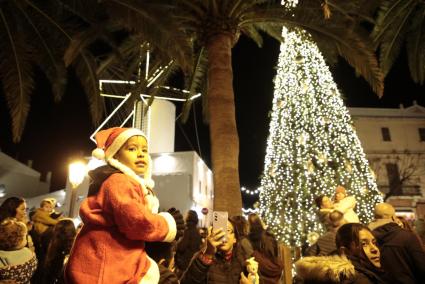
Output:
[0, 151, 50, 205]
[64, 99, 214, 225]
[349, 102, 425, 218]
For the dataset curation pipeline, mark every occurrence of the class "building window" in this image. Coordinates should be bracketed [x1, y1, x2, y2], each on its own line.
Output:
[381, 127, 391, 141]
[419, 128, 425, 142]
[386, 163, 401, 195]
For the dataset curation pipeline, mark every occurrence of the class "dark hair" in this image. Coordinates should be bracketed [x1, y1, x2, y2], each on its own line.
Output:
[185, 210, 199, 226]
[329, 210, 344, 228]
[335, 223, 375, 266]
[314, 195, 325, 208]
[248, 213, 278, 260]
[0, 197, 25, 221]
[227, 218, 241, 241]
[229, 215, 249, 240]
[44, 219, 77, 275]
[145, 241, 175, 267]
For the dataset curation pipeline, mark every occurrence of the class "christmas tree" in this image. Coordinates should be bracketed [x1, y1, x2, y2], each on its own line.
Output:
[259, 27, 383, 246]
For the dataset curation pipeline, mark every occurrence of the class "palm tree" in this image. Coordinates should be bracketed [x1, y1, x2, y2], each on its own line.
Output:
[372, 0, 425, 84]
[0, 0, 187, 142]
[0, 1, 66, 142]
[81, 0, 383, 216]
[164, 0, 384, 215]
[2, 0, 384, 216]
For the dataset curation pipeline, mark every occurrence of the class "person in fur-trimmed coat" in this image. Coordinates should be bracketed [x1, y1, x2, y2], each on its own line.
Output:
[65, 127, 184, 284]
[296, 223, 388, 284]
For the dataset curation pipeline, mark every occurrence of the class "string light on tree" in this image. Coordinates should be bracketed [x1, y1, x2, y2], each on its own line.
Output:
[259, 26, 383, 247]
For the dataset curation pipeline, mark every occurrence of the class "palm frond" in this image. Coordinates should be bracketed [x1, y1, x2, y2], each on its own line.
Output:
[372, 0, 417, 76]
[253, 23, 284, 43]
[240, 25, 264, 47]
[243, 3, 384, 96]
[64, 24, 121, 67]
[105, 0, 192, 71]
[332, 30, 384, 97]
[406, 5, 425, 84]
[181, 47, 208, 123]
[72, 51, 104, 125]
[17, 4, 68, 102]
[0, 8, 34, 142]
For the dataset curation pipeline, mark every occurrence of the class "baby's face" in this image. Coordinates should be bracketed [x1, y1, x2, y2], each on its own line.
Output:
[42, 203, 53, 212]
[335, 192, 346, 202]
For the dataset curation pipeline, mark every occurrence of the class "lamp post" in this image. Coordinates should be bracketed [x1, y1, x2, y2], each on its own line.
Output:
[68, 161, 87, 217]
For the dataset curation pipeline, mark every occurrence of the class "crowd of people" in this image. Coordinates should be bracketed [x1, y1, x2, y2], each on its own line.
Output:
[1, 126, 424, 283]
[0, 197, 76, 283]
[297, 186, 425, 284]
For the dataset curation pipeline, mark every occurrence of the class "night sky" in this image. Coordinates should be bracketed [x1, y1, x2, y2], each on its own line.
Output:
[0, 35, 424, 204]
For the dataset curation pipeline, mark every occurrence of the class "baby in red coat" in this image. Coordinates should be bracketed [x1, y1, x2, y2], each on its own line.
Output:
[65, 127, 183, 284]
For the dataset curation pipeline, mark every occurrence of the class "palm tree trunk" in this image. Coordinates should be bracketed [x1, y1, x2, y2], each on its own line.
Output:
[206, 33, 242, 216]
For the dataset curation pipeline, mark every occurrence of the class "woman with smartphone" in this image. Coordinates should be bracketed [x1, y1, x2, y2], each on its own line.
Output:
[180, 218, 258, 284]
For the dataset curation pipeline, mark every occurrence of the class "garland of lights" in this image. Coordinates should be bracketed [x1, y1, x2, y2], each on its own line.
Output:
[241, 186, 262, 195]
[259, 26, 383, 247]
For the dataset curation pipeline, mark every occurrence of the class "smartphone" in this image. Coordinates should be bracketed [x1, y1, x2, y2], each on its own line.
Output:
[212, 211, 228, 241]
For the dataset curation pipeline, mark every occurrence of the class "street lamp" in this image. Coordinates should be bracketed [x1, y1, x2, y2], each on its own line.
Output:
[68, 161, 87, 217]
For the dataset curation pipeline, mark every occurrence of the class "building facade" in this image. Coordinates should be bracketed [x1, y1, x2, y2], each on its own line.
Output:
[349, 102, 425, 218]
[0, 151, 50, 205]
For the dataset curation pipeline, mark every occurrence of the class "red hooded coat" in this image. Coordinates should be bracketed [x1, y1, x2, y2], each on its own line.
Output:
[65, 171, 176, 284]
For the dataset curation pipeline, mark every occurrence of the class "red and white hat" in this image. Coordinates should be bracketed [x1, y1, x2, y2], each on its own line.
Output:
[91, 127, 155, 189]
[92, 127, 147, 161]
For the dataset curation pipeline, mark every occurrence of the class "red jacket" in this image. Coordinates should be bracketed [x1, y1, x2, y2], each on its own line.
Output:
[65, 172, 176, 284]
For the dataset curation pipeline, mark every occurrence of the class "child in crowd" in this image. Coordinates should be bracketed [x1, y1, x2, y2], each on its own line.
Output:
[65, 127, 184, 283]
[333, 185, 360, 223]
[31, 198, 61, 236]
[0, 218, 37, 283]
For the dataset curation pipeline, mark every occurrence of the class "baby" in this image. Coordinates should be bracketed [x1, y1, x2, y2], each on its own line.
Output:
[316, 186, 359, 230]
[333, 186, 360, 223]
[31, 198, 61, 236]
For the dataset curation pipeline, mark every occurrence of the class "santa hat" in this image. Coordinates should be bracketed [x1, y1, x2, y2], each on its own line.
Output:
[91, 127, 155, 189]
[335, 185, 346, 194]
[92, 127, 147, 160]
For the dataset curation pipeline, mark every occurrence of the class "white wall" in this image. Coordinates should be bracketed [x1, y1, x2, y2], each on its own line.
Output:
[0, 152, 50, 203]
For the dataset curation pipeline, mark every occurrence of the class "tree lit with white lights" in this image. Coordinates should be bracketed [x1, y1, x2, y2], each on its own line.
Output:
[259, 27, 383, 246]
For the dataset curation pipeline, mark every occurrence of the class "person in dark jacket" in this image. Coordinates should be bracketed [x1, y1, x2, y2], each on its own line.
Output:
[180, 219, 258, 284]
[305, 210, 346, 256]
[247, 213, 283, 284]
[42, 219, 76, 284]
[296, 223, 388, 284]
[229, 215, 253, 261]
[175, 210, 202, 277]
[369, 203, 425, 284]
[336, 223, 388, 284]
[146, 241, 179, 284]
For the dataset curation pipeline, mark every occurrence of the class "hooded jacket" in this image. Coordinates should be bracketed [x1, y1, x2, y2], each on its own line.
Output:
[65, 165, 176, 284]
[295, 255, 386, 284]
[370, 221, 425, 284]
